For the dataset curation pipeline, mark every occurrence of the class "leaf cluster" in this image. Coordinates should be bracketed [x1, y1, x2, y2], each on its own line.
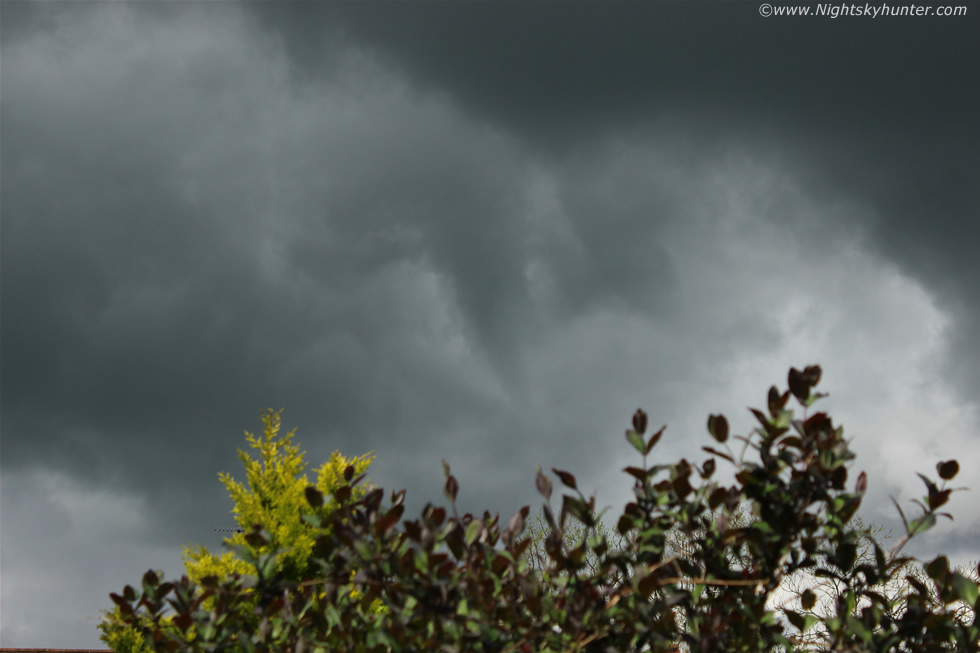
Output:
[98, 409, 382, 652]
[107, 366, 980, 652]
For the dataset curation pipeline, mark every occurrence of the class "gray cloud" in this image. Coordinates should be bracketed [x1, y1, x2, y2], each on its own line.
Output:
[2, 1, 978, 647]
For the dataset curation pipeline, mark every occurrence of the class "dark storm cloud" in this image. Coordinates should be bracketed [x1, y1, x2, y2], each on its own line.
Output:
[248, 3, 978, 167]
[248, 0, 980, 393]
[2, 1, 979, 648]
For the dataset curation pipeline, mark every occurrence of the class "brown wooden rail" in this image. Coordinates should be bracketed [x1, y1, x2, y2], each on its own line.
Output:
[0, 645, 681, 652]
[0, 646, 682, 652]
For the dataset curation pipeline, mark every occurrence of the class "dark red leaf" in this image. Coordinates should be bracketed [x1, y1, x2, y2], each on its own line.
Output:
[788, 367, 808, 402]
[506, 507, 528, 539]
[749, 407, 770, 430]
[305, 486, 324, 508]
[391, 488, 406, 507]
[928, 488, 951, 511]
[803, 412, 829, 433]
[445, 475, 459, 503]
[832, 466, 848, 490]
[376, 504, 404, 534]
[552, 468, 578, 491]
[937, 460, 959, 480]
[708, 414, 729, 443]
[638, 573, 661, 598]
[334, 485, 352, 504]
[632, 409, 648, 435]
[245, 531, 268, 548]
[173, 612, 193, 633]
[768, 385, 781, 416]
[708, 487, 728, 510]
[801, 589, 816, 611]
[779, 436, 804, 450]
[855, 471, 868, 496]
[645, 424, 667, 455]
[803, 365, 822, 387]
[623, 466, 650, 482]
[917, 472, 939, 499]
[404, 520, 421, 541]
[672, 476, 693, 499]
[536, 466, 553, 501]
[702, 446, 735, 463]
[702, 459, 716, 479]
[429, 506, 447, 526]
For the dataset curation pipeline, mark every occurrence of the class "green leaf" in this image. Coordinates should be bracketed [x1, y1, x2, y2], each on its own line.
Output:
[874, 542, 886, 575]
[838, 496, 861, 525]
[562, 495, 594, 528]
[802, 614, 819, 634]
[773, 409, 793, 429]
[465, 519, 483, 546]
[626, 429, 646, 455]
[890, 496, 910, 533]
[909, 513, 936, 536]
[752, 520, 774, 535]
[692, 584, 705, 603]
[805, 391, 829, 407]
[258, 552, 278, 580]
[784, 609, 805, 630]
[845, 615, 871, 641]
[801, 589, 816, 611]
[952, 572, 979, 607]
[837, 542, 857, 572]
[925, 555, 949, 580]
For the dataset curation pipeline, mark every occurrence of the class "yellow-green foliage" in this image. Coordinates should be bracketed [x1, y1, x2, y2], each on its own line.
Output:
[97, 570, 190, 653]
[98, 408, 385, 651]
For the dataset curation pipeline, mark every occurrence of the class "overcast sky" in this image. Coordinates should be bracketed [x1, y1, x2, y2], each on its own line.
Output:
[2, 0, 979, 647]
